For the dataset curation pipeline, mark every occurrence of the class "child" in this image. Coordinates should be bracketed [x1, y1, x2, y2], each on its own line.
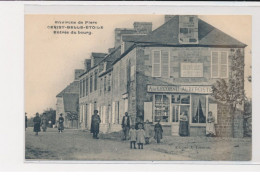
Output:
[129, 125, 137, 149]
[136, 123, 145, 149]
[144, 120, 150, 144]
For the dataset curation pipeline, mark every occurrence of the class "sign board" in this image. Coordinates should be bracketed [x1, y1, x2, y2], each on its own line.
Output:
[147, 85, 212, 94]
[181, 63, 203, 77]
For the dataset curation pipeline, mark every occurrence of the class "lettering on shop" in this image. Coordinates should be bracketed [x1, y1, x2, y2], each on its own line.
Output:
[47, 20, 104, 35]
[147, 85, 212, 94]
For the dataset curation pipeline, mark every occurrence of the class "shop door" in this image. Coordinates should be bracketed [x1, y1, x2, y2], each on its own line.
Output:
[171, 105, 180, 136]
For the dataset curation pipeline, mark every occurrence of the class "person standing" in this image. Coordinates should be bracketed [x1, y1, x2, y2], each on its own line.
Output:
[179, 111, 189, 136]
[41, 113, 48, 132]
[91, 110, 101, 139]
[122, 112, 130, 140]
[25, 112, 28, 131]
[154, 120, 163, 143]
[206, 111, 216, 137]
[33, 113, 41, 136]
[136, 123, 145, 149]
[58, 113, 64, 133]
[129, 125, 137, 149]
[144, 120, 150, 144]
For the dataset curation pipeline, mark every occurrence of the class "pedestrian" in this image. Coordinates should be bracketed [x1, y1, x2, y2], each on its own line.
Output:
[179, 111, 189, 136]
[154, 120, 163, 143]
[25, 112, 28, 131]
[129, 125, 137, 149]
[206, 111, 216, 137]
[41, 113, 48, 132]
[33, 113, 41, 136]
[122, 112, 130, 140]
[136, 123, 145, 149]
[144, 120, 150, 144]
[90, 110, 101, 139]
[58, 113, 64, 133]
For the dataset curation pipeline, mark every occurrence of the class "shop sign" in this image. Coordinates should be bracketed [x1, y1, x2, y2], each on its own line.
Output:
[147, 85, 212, 94]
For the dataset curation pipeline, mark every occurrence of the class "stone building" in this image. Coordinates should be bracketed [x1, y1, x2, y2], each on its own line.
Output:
[56, 69, 84, 128]
[78, 15, 246, 137]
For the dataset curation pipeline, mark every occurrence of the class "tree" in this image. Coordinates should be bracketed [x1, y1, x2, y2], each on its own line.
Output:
[212, 48, 245, 116]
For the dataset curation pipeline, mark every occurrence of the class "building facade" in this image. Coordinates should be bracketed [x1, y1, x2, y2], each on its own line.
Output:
[78, 15, 246, 137]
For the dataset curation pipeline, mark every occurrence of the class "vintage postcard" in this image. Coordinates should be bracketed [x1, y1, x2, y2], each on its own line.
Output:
[25, 14, 252, 161]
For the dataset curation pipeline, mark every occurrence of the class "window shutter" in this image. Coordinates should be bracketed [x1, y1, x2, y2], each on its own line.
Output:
[152, 51, 161, 77]
[211, 52, 219, 78]
[220, 52, 228, 78]
[161, 51, 170, 78]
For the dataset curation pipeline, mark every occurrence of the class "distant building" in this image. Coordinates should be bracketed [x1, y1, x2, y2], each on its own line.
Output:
[78, 16, 246, 137]
[56, 69, 84, 128]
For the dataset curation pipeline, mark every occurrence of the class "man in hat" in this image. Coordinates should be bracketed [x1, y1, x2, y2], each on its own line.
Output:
[121, 112, 130, 140]
[33, 113, 41, 135]
[58, 113, 64, 133]
[91, 110, 101, 139]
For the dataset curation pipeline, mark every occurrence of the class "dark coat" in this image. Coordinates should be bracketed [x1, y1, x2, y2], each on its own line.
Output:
[154, 123, 163, 140]
[33, 116, 41, 132]
[58, 116, 64, 131]
[91, 114, 101, 133]
[25, 116, 28, 129]
[122, 116, 130, 128]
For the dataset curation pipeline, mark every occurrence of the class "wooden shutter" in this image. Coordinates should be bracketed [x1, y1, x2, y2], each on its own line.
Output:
[211, 52, 219, 78]
[220, 52, 228, 78]
[144, 102, 153, 122]
[152, 51, 161, 77]
[161, 51, 170, 78]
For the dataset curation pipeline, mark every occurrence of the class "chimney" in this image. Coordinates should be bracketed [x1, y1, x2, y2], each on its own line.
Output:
[84, 59, 91, 72]
[133, 22, 152, 34]
[165, 15, 175, 23]
[114, 28, 136, 48]
[74, 69, 84, 81]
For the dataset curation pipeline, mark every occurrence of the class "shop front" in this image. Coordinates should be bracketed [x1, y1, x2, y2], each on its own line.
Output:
[147, 85, 217, 137]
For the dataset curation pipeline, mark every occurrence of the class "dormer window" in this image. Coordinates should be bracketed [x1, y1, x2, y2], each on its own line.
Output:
[179, 15, 198, 44]
[121, 42, 125, 54]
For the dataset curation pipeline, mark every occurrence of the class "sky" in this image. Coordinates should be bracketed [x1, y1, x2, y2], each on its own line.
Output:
[25, 15, 251, 118]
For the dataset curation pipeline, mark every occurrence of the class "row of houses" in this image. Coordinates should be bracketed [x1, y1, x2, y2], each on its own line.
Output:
[56, 15, 246, 137]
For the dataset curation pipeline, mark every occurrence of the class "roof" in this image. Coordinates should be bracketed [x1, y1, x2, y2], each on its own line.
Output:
[91, 52, 107, 58]
[56, 81, 79, 97]
[122, 34, 147, 42]
[63, 93, 79, 113]
[135, 15, 246, 47]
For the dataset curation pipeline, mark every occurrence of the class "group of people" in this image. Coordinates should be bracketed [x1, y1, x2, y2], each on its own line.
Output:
[122, 112, 163, 149]
[29, 112, 65, 135]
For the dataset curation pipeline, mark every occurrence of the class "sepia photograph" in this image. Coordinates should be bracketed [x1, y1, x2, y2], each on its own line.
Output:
[25, 14, 252, 161]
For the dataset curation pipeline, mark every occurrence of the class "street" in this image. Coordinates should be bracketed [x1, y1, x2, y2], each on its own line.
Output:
[25, 127, 251, 161]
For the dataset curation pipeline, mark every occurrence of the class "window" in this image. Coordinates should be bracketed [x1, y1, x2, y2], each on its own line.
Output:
[121, 42, 125, 54]
[192, 95, 206, 124]
[82, 79, 85, 97]
[154, 95, 170, 122]
[181, 63, 203, 77]
[85, 77, 88, 96]
[152, 50, 170, 78]
[79, 80, 82, 98]
[104, 76, 107, 91]
[100, 78, 103, 94]
[90, 75, 93, 93]
[94, 71, 98, 91]
[107, 74, 111, 91]
[211, 51, 228, 78]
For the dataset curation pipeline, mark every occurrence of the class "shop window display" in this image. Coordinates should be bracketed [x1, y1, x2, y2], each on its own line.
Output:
[154, 95, 169, 122]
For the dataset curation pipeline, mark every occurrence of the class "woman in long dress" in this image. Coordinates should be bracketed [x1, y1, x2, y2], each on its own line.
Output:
[33, 113, 41, 135]
[154, 120, 163, 143]
[206, 111, 216, 137]
[179, 111, 189, 136]
[41, 113, 48, 132]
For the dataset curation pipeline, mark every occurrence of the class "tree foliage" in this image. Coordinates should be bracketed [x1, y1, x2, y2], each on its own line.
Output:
[212, 49, 245, 111]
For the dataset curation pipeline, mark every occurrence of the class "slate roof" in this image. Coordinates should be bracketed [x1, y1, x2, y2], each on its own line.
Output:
[63, 93, 79, 113]
[135, 15, 246, 47]
[122, 34, 147, 42]
[56, 81, 79, 97]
